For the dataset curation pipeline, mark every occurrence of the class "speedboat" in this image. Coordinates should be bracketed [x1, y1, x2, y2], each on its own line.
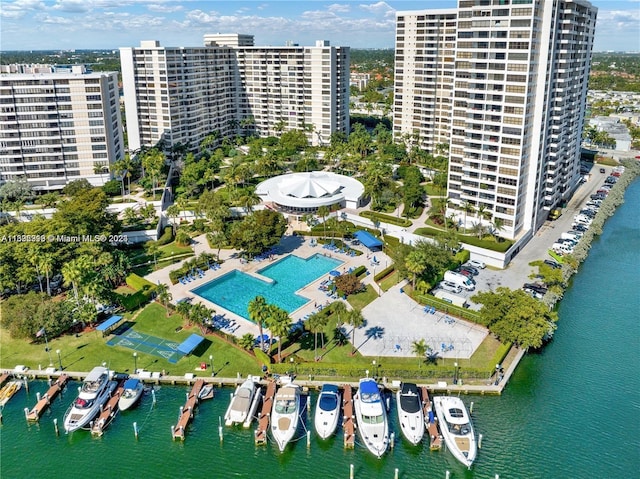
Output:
[432, 396, 477, 468]
[0, 380, 22, 407]
[118, 378, 144, 411]
[314, 384, 341, 439]
[224, 378, 256, 426]
[396, 382, 425, 445]
[63, 366, 116, 433]
[353, 378, 389, 458]
[270, 384, 300, 452]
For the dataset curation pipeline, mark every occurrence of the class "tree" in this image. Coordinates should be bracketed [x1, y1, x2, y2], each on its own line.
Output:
[265, 305, 291, 362]
[405, 250, 428, 288]
[0, 177, 34, 203]
[39, 192, 60, 209]
[345, 309, 365, 355]
[333, 273, 362, 296]
[461, 200, 475, 233]
[492, 217, 505, 241]
[155, 283, 172, 316]
[237, 190, 261, 214]
[141, 149, 165, 200]
[176, 301, 192, 325]
[166, 204, 180, 234]
[473, 287, 558, 349]
[248, 296, 269, 351]
[39, 252, 55, 296]
[228, 209, 286, 256]
[411, 339, 428, 369]
[62, 256, 91, 302]
[146, 241, 159, 268]
[316, 205, 330, 239]
[239, 333, 256, 351]
[306, 312, 324, 361]
[62, 179, 92, 197]
[175, 229, 191, 247]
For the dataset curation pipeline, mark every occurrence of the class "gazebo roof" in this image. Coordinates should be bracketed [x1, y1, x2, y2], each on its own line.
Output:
[279, 174, 342, 199]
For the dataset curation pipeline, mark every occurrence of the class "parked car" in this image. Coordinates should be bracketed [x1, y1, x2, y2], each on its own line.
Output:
[599, 167, 606, 174]
[460, 264, 479, 276]
[523, 283, 548, 294]
[544, 259, 561, 269]
[456, 268, 475, 279]
[467, 259, 486, 269]
[590, 193, 606, 200]
[572, 224, 588, 232]
[605, 176, 617, 185]
[439, 281, 462, 294]
[611, 171, 621, 177]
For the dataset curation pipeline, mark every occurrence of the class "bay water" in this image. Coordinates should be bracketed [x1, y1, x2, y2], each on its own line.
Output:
[1, 180, 638, 478]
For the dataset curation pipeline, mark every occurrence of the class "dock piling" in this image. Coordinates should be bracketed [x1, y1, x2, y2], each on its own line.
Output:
[152, 388, 156, 406]
[219, 416, 223, 443]
[349, 464, 354, 479]
[24, 407, 29, 421]
[307, 430, 311, 448]
[36, 392, 41, 402]
[53, 418, 59, 436]
[23, 377, 28, 392]
[390, 432, 395, 449]
[478, 433, 483, 448]
[470, 401, 474, 414]
[133, 422, 138, 439]
[445, 471, 450, 479]
[394, 468, 399, 479]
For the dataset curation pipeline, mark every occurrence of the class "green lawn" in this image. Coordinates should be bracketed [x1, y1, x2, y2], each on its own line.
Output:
[347, 284, 379, 310]
[379, 271, 401, 292]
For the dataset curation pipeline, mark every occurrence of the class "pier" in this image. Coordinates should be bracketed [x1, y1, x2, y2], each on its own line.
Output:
[420, 386, 442, 451]
[91, 380, 125, 436]
[172, 379, 204, 441]
[26, 374, 69, 422]
[0, 373, 10, 387]
[254, 381, 276, 445]
[342, 384, 355, 449]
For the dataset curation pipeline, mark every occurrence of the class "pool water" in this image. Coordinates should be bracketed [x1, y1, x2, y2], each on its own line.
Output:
[192, 254, 343, 320]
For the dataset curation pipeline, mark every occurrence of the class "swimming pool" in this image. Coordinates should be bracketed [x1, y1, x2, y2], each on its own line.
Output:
[192, 254, 343, 321]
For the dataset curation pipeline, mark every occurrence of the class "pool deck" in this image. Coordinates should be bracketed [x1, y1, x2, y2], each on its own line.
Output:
[145, 234, 384, 342]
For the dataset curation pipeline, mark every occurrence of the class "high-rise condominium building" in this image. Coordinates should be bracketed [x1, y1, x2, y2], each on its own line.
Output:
[394, 0, 597, 241]
[120, 34, 350, 153]
[0, 66, 124, 191]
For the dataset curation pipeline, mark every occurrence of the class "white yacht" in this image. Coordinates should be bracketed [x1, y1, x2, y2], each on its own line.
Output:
[270, 384, 300, 452]
[63, 366, 117, 433]
[396, 382, 425, 446]
[432, 396, 477, 468]
[314, 384, 341, 439]
[118, 378, 144, 411]
[224, 378, 256, 426]
[353, 378, 389, 458]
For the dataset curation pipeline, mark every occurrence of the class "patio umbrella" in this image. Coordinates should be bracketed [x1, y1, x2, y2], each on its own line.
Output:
[329, 270, 341, 277]
[255, 334, 270, 343]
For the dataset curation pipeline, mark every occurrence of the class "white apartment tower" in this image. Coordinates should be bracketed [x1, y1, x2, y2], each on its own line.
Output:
[121, 35, 349, 152]
[394, 0, 597, 241]
[0, 67, 124, 191]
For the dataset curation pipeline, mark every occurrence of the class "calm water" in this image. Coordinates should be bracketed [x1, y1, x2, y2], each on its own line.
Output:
[1, 180, 638, 478]
[192, 254, 342, 320]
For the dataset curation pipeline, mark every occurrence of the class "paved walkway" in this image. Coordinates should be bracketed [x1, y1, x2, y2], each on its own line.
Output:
[354, 281, 488, 359]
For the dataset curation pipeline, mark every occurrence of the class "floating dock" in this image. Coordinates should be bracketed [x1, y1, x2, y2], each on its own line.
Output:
[172, 379, 204, 441]
[26, 374, 69, 422]
[90, 380, 125, 436]
[0, 380, 23, 407]
[254, 381, 276, 445]
[420, 386, 442, 451]
[342, 384, 355, 449]
[0, 373, 10, 388]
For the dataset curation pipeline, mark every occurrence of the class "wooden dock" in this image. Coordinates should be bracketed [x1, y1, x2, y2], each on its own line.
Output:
[0, 373, 10, 388]
[90, 380, 125, 436]
[342, 384, 355, 449]
[254, 381, 276, 445]
[420, 386, 442, 451]
[26, 374, 69, 422]
[172, 379, 204, 441]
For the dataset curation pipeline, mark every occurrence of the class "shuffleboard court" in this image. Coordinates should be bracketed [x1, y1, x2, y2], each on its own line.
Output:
[107, 329, 184, 364]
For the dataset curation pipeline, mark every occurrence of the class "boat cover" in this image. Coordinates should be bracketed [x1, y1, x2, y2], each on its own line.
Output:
[399, 383, 421, 414]
[123, 379, 140, 390]
[96, 315, 123, 332]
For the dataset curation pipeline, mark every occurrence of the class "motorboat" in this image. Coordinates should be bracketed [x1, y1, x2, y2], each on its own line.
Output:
[198, 383, 214, 401]
[63, 366, 116, 433]
[270, 384, 300, 452]
[432, 396, 477, 468]
[224, 378, 256, 426]
[396, 382, 425, 445]
[314, 384, 341, 439]
[353, 378, 389, 458]
[0, 380, 22, 407]
[118, 378, 144, 411]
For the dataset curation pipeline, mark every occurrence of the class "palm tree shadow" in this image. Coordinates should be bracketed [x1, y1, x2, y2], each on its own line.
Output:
[356, 326, 385, 350]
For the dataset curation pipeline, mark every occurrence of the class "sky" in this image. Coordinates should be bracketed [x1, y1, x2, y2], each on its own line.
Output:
[0, 0, 639, 52]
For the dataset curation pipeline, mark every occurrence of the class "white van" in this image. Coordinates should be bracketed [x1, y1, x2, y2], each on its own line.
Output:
[561, 231, 582, 241]
[444, 271, 475, 291]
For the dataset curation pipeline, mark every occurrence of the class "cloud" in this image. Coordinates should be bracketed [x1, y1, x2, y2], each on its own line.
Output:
[40, 14, 74, 24]
[359, 1, 394, 16]
[301, 9, 340, 21]
[0, 0, 46, 19]
[593, 9, 640, 50]
[327, 3, 350, 13]
[147, 3, 183, 13]
[52, 0, 90, 13]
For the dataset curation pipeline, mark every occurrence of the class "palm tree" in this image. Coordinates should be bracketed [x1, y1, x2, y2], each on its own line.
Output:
[248, 296, 269, 351]
[345, 309, 365, 355]
[176, 301, 192, 325]
[156, 283, 172, 317]
[411, 339, 428, 369]
[491, 217, 505, 242]
[239, 333, 256, 351]
[461, 200, 474, 234]
[306, 312, 323, 361]
[176, 197, 189, 222]
[39, 253, 54, 296]
[317, 205, 329, 239]
[266, 305, 291, 362]
[405, 250, 427, 288]
[331, 301, 348, 329]
[166, 204, 180, 234]
[62, 257, 87, 302]
[238, 190, 261, 214]
[146, 241, 160, 269]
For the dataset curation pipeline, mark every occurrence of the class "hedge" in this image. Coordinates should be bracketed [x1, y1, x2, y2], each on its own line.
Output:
[374, 264, 395, 281]
[126, 273, 156, 293]
[454, 249, 470, 265]
[168, 252, 219, 284]
[254, 347, 272, 366]
[157, 226, 174, 246]
[359, 210, 412, 227]
[352, 265, 367, 278]
[412, 292, 481, 323]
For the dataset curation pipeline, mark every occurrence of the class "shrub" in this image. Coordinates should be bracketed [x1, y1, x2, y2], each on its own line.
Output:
[454, 249, 470, 265]
[352, 265, 367, 277]
[157, 226, 174, 245]
[102, 179, 122, 197]
[374, 264, 395, 281]
[360, 210, 412, 227]
[254, 347, 272, 366]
